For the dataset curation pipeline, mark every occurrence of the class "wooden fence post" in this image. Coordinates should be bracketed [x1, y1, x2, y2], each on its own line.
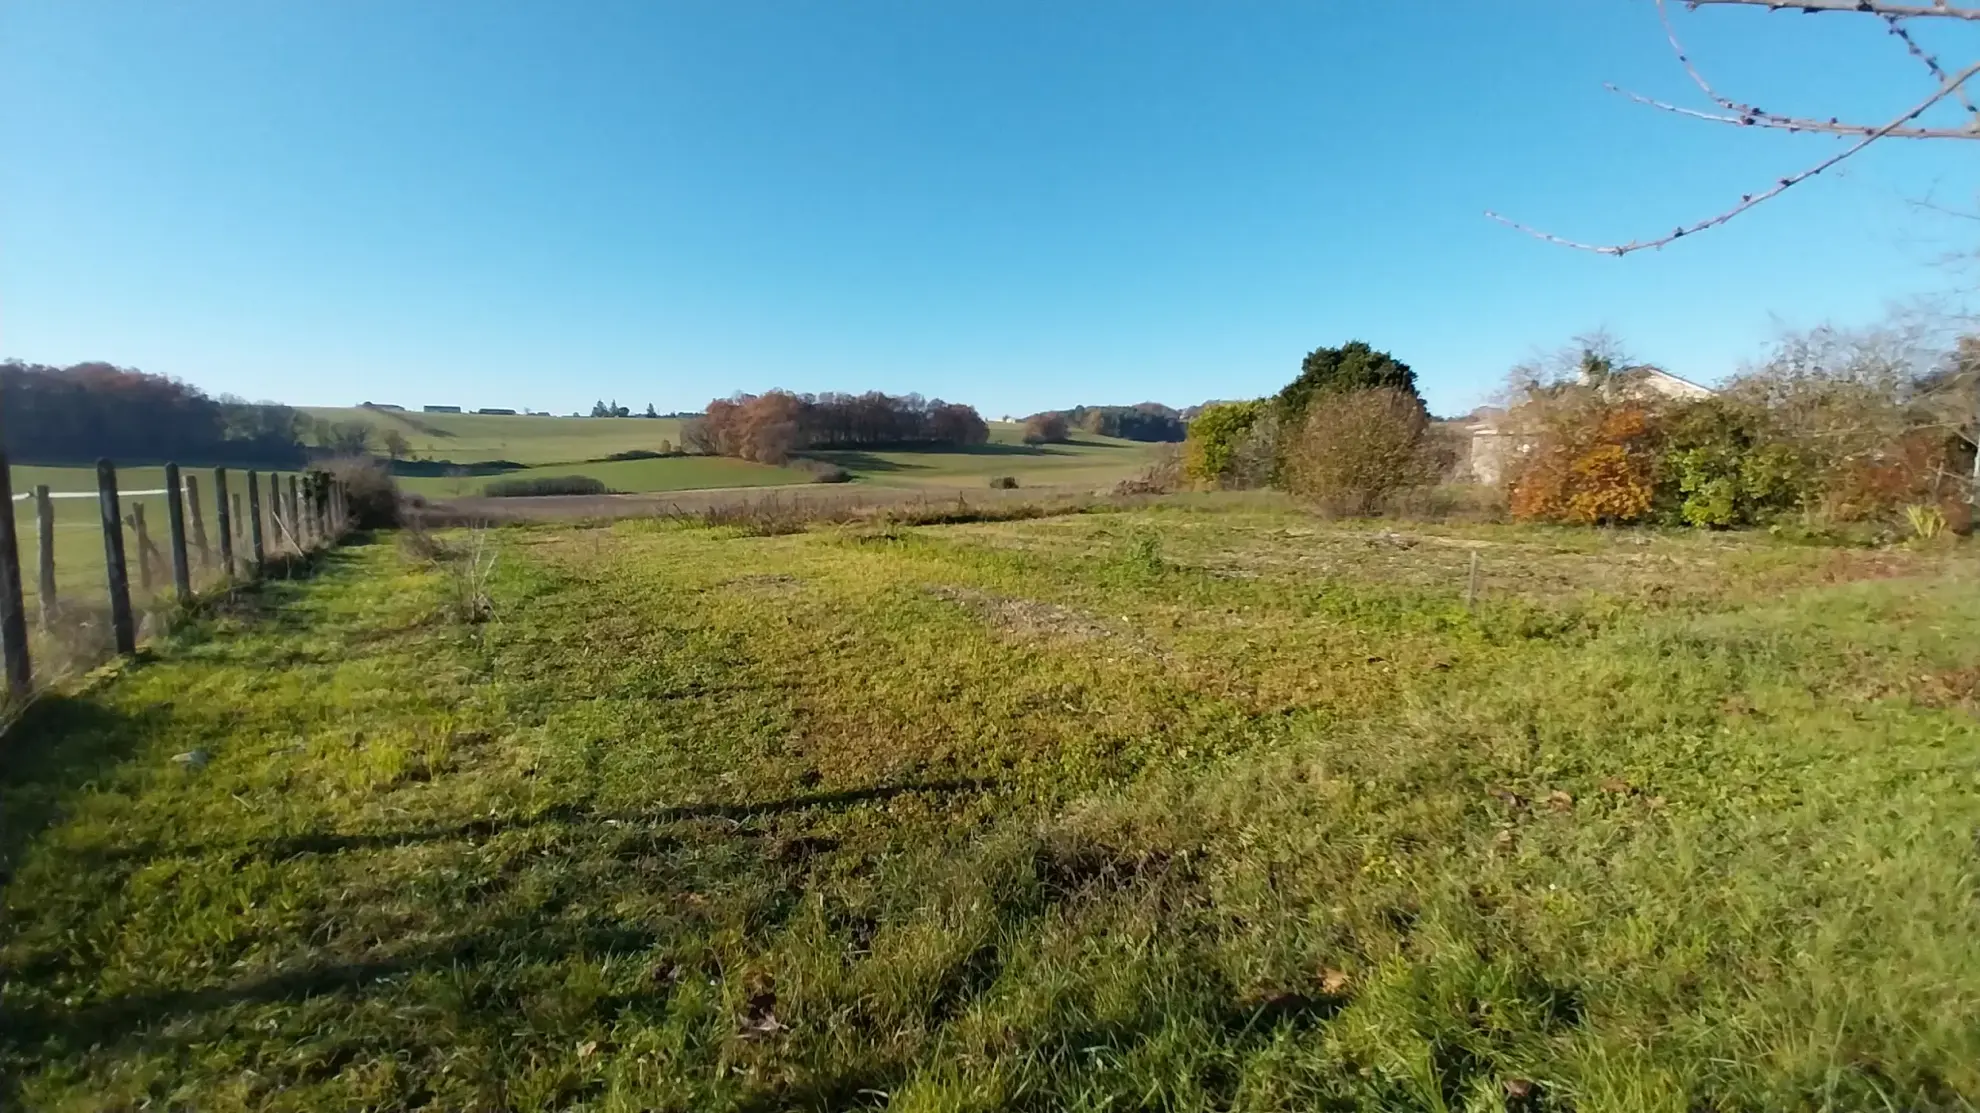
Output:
[247, 471, 267, 573]
[0, 452, 33, 699]
[130, 503, 155, 592]
[301, 481, 316, 549]
[35, 486, 56, 629]
[185, 472, 210, 571]
[231, 493, 244, 570]
[98, 460, 136, 656]
[165, 463, 192, 600]
[215, 468, 235, 580]
[287, 476, 302, 552]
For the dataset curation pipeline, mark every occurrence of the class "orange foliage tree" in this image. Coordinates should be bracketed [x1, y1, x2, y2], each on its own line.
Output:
[1510, 405, 1661, 524]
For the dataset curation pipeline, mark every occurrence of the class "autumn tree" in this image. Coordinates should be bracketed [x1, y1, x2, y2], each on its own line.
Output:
[1021, 412, 1071, 445]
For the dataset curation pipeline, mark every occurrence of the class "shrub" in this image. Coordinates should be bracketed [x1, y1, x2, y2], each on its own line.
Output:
[1182, 401, 1265, 487]
[322, 456, 401, 528]
[1113, 444, 1181, 495]
[1281, 388, 1433, 516]
[600, 449, 666, 462]
[988, 475, 1019, 489]
[1510, 405, 1661, 525]
[1021, 412, 1071, 445]
[482, 475, 608, 498]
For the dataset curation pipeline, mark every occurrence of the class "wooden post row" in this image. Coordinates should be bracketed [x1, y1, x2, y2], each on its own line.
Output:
[0, 452, 33, 699]
[130, 503, 155, 592]
[185, 472, 210, 570]
[97, 460, 136, 656]
[247, 471, 266, 572]
[34, 485, 56, 629]
[164, 463, 192, 601]
[215, 468, 235, 579]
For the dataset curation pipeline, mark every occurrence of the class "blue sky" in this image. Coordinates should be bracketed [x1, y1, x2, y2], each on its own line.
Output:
[2, 1, 1973, 419]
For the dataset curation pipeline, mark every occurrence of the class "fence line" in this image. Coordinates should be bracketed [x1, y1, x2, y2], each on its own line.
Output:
[0, 457, 357, 702]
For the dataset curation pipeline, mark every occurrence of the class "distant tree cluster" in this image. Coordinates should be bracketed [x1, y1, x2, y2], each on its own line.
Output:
[1026, 404, 1187, 443]
[683, 391, 990, 464]
[0, 359, 309, 466]
[588, 400, 671, 418]
[1020, 412, 1071, 445]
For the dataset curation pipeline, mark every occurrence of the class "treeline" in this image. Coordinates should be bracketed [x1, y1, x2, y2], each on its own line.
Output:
[0, 360, 308, 466]
[684, 391, 989, 464]
[1182, 331, 1980, 532]
[1028, 403, 1187, 443]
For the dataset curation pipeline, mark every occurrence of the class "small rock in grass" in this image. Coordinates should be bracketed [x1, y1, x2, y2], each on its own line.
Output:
[1546, 790, 1574, 812]
[1319, 968, 1352, 995]
[170, 750, 211, 770]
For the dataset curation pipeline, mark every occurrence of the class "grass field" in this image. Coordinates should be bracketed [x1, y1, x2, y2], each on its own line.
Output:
[302, 407, 1163, 495]
[808, 427, 1161, 490]
[393, 455, 812, 499]
[8, 502, 1974, 1110]
[302, 408, 686, 467]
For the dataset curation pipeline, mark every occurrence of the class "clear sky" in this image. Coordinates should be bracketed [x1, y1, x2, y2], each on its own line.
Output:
[2, 1, 1973, 419]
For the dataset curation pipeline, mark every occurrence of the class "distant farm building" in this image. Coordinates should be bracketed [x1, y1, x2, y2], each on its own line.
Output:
[1466, 365, 1713, 485]
[360, 401, 406, 411]
[475, 408, 518, 416]
[422, 405, 463, 414]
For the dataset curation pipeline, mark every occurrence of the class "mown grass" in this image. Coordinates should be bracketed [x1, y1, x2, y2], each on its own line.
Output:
[3, 503, 1977, 1110]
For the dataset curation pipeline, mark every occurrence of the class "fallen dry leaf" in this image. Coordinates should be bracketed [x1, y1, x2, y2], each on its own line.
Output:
[1320, 968, 1352, 995]
[1546, 790, 1574, 812]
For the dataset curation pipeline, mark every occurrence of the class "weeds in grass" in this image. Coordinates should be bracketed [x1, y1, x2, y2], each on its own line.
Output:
[1906, 502, 1949, 540]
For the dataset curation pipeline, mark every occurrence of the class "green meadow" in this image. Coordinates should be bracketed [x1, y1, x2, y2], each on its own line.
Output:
[4, 500, 1976, 1110]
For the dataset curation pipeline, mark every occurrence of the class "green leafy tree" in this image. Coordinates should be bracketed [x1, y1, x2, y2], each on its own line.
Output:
[1277, 341, 1419, 429]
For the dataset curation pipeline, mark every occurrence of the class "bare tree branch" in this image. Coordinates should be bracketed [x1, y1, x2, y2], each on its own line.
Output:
[1879, 12, 1980, 117]
[1643, 0, 1979, 137]
[1606, 82, 1980, 138]
[1686, 0, 1980, 20]
[1487, 59, 1980, 255]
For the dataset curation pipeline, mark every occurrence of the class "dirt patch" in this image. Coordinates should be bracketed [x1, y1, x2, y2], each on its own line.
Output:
[926, 585, 1131, 646]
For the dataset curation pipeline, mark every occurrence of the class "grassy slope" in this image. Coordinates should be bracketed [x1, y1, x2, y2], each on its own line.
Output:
[5, 508, 1977, 1110]
[307, 407, 1160, 492]
[393, 455, 811, 499]
[808, 422, 1159, 490]
[302, 407, 686, 467]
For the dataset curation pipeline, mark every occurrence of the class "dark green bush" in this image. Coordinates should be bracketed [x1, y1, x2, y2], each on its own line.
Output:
[988, 475, 1019, 489]
[483, 475, 608, 498]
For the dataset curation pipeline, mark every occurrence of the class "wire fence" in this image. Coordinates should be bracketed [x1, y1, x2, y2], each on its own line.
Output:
[0, 456, 356, 705]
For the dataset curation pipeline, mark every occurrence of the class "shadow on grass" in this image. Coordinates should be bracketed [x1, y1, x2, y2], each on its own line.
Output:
[100, 780, 989, 866]
[0, 778, 993, 1091]
[0, 537, 382, 888]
